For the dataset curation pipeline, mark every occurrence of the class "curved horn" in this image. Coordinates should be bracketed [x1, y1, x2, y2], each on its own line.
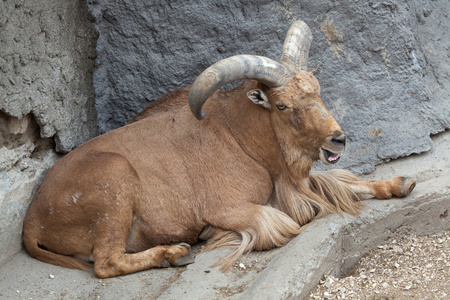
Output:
[188, 55, 291, 120]
[279, 21, 313, 72]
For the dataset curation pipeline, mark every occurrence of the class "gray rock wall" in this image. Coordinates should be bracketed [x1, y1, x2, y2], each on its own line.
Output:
[0, 0, 98, 265]
[1, 0, 98, 152]
[88, 0, 449, 173]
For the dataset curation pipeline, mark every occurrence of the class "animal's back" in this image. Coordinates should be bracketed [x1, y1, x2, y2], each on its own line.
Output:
[130, 88, 190, 123]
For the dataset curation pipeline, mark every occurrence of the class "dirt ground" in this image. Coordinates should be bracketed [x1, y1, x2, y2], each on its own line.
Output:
[307, 230, 450, 299]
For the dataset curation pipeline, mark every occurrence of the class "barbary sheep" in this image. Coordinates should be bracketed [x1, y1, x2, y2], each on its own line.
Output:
[23, 21, 416, 278]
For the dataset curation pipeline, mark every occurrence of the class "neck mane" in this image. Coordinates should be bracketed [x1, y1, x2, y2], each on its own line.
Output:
[274, 169, 364, 225]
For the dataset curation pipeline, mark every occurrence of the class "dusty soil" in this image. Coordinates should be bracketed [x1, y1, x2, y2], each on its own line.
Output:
[307, 230, 450, 299]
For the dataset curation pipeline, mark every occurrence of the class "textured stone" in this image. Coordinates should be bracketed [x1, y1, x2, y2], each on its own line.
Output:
[0, 0, 98, 153]
[87, 0, 449, 173]
[0, 0, 98, 266]
[0, 148, 60, 265]
[0, 111, 61, 265]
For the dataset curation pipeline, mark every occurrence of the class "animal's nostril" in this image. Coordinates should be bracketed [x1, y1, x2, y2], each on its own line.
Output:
[332, 135, 347, 147]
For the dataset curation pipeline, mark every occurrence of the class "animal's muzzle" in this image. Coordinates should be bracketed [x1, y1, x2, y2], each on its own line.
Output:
[331, 135, 347, 148]
[319, 134, 346, 165]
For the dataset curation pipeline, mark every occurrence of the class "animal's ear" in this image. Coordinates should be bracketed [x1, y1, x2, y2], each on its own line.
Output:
[247, 89, 271, 109]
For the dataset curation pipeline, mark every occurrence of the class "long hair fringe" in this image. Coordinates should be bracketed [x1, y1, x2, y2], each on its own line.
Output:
[204, 206, 302, 271]
[205, 169, 365, 270]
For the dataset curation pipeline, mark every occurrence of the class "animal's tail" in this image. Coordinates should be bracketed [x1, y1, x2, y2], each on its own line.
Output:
[23, 229, 92, 271]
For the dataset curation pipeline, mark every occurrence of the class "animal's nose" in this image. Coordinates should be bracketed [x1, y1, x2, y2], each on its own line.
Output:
[331, 135, 347, 148]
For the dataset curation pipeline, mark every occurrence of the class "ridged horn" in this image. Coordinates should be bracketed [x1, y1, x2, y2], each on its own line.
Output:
[279, 20, 313, 72]
[188, 55, 291, 120]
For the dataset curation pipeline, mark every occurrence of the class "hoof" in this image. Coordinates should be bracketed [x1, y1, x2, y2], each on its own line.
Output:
[176, 242, 191, 251]
[399, 177, 417, 197]
[199, 225, 217, 240]
[161, 252, 194, 268]
[161, 243, 195, 267]
[172, 253, 195, 267]
[161, 259, 171, 268]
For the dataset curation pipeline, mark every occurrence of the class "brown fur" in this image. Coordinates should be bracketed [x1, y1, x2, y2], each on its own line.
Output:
[23, 72, 416, 278]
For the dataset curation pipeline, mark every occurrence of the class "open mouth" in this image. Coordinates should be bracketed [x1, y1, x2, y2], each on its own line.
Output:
[320, 148, 342, 165]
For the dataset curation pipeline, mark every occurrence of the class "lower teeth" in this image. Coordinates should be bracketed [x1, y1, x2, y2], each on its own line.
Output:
[328, 153, 340, 161]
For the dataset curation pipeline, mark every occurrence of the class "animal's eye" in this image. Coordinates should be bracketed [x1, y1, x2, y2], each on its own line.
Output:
[276, 103, 287, 110]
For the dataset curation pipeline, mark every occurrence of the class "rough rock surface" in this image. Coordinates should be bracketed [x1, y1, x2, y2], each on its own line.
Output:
[0, 0, 98, 265]
[1, 0, 98, 152]
[87, 0, 449, 173]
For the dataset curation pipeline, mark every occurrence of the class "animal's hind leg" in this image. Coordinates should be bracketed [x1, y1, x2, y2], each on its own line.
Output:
[93, 243, 193, 278]
[76, 151, 193, 278]
[329, 170, 416, 200]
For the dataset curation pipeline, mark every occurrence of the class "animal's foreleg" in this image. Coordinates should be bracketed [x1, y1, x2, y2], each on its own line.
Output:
[93, 243, 193, 278]
[324, 169, 416, 200]
[347, 177, 417, 200]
